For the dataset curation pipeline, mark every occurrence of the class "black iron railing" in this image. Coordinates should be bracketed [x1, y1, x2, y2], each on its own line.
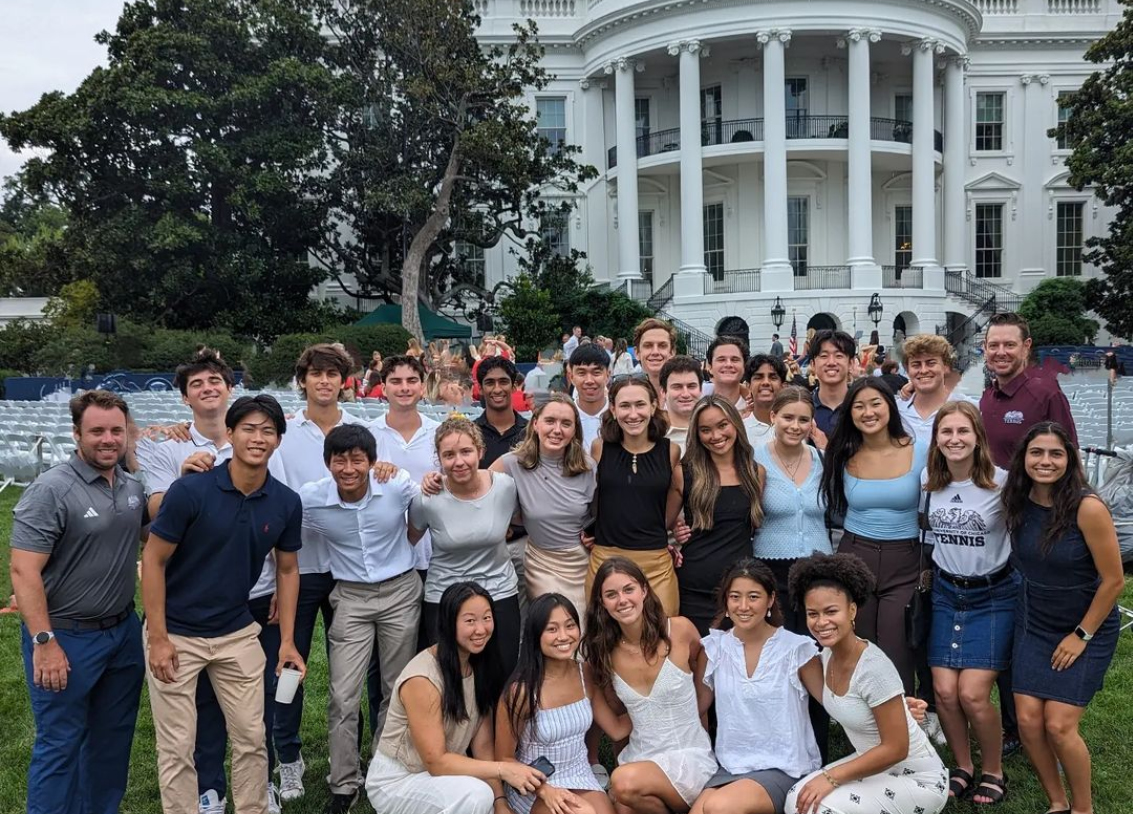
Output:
[706, 119, 764, 146]
[882, 265, 924, 288]
[647, 277, 674, 311]
[944, 268, 1022, 312]
[795, 266, 852, 290]
[787, 115, 848, 139]
[660, 311, 713, 358]
[704, 269, 761, 295]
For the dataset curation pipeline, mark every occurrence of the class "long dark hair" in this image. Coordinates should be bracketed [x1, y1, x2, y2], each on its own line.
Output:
[435, 582, 506, 724]
[1002, 422, 1096, 556]
[504, 594, 582, 740]
[820, 377, 911, 519]
[711, 558, 784, 629]
[600, 377, 669, 444]
[582, 557, 670, 688]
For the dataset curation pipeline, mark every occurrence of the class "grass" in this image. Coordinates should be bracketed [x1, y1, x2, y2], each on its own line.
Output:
[1, 485, 1132, 812]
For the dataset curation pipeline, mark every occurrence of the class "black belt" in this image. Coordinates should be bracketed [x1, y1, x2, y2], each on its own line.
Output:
[50, 604, 133, 632]
[937, 565, 1013, 590]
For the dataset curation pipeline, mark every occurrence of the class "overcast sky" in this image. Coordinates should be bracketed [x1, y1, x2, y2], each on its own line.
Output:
[0, 1, 127, 181]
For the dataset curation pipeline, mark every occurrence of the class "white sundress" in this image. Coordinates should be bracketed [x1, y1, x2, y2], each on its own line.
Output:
[612, 657, 718, 805]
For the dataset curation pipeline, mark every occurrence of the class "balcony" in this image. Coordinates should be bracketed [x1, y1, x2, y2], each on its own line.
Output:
[704, 268, 762, 295]
[608, 116, 943, 169]
[882, 265, 924, 288]
[795, 266, 852, 290]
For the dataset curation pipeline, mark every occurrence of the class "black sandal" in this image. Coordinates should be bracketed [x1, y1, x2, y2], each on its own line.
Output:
[948, 767, 975, 800]
[972, 773, 1008, 806]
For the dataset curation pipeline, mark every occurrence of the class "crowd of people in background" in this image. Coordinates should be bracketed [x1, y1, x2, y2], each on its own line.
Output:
[10, 308, 1125, 814]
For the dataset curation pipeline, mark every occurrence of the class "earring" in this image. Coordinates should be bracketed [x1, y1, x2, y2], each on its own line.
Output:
[724, 612, 730, 619]
[766, 608, 772, 619]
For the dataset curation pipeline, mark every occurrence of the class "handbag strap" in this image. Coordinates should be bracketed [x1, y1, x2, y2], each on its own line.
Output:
[918, 489, 932, 574]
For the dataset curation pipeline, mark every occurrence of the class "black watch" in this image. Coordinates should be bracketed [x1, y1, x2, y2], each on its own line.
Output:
[1074, 625, 1094, 642]
[33, 631, 55, 645]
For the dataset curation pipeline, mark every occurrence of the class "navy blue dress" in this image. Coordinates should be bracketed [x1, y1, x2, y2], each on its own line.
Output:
[1011, 499, 1119, 706]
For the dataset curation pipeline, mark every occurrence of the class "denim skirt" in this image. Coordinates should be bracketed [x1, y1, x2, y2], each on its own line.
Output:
[928, 570, 1017, 670]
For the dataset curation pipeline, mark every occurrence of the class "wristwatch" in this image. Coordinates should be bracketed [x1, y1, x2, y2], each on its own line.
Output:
[1074, 625, 1094, 642]
[33, 631, 55, 645]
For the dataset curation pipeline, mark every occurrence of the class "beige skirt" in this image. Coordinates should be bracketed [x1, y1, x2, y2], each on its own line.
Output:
[525, 542, 591, 631]
[586, 545, 680, 617]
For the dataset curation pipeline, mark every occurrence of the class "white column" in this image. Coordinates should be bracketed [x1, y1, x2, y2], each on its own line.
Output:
[943, 55, 968, 273]
[671, 40, 707, 277]
[911, 38, 941, 269]
[845, 28, 881, 288]
[759, 29, 793, 291]
[608, 57, 642, 281]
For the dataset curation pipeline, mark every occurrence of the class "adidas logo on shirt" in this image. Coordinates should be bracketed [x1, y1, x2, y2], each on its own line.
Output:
[950, 494, 963, 504]
[83, 507, 99, 519]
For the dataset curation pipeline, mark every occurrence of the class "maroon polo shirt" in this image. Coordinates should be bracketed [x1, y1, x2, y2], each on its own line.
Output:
[980, 368, 1079, 468]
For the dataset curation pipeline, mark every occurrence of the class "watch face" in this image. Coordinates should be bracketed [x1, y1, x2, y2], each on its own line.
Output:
[34, 632, 51, 644]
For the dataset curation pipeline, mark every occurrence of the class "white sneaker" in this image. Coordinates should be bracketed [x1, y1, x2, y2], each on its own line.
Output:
[267, 782, 282, 814]
[921, 711, 948, 747]
[277, 754, 306, 802]
[199, 789, 226, 814]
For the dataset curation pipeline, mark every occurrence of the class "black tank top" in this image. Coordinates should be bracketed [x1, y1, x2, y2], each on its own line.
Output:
[595, 439, 672, 551]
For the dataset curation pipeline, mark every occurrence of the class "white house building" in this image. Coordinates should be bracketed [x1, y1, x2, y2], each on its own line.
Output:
[461, 0, 1120, 353]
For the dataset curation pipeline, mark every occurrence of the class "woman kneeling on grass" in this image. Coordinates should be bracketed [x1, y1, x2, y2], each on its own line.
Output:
[495, 593, 625, 814]
[784, 553, 947, 814]
[366, 582, 545, 814]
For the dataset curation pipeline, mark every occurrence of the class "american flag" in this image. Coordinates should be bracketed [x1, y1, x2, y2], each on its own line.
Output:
[788, 314, 798, 356]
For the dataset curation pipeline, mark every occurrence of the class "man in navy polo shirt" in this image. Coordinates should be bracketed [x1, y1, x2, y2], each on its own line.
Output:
[142, 395, 305, 814]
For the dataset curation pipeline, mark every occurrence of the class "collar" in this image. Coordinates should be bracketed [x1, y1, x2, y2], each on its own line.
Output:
[214, 459, 269, 498]
[190, 422, 231, 451]
[296, 407, 356, 428]
[574, 395, 609, 418]
[475, 410, 527, 434]
[320, 473, 379, 508]
[993, 368, 1032, 398]
[371, 411, 439, 442]
[67, 452, 124, 485]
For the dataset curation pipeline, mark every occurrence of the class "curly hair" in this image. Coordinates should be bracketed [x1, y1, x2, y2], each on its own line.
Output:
[434, 414, 485, 456]
[787, 552, 876, 611]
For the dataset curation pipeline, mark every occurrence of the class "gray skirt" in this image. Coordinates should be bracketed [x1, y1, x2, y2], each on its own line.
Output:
[704, 766, 802, 814]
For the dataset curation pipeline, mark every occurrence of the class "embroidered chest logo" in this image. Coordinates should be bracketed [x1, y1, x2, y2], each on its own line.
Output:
[1003, 410, 1024, 425]
[127, 495, 141, 510]
[83, 507, 99, 519]
[262, 523, 271, 534]
[950, 494, 963, 504]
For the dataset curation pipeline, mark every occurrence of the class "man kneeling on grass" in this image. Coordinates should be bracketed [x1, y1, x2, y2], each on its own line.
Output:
[142, 395, 305, 814]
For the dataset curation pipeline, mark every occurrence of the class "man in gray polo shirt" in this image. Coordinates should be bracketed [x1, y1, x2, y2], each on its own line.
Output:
[10, 390, 147, 814]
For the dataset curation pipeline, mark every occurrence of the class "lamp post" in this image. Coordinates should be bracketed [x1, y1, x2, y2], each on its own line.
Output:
[771, 297, 786, 330]
[868, 293, 884, 328]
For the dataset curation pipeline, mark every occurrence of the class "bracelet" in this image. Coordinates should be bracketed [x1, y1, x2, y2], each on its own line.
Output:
[822, 768, 840, 788]
[495, 796, 507, 802]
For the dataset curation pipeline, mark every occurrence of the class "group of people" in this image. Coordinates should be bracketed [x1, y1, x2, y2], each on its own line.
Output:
[11, 310, 1125, 814]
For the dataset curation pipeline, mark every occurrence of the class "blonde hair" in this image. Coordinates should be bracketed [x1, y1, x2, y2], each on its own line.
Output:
[925, 401, 998, 491]
[513, 394, 591, 477]
[633, 317, 678, 350]
[683, 396, 764, 531]
[902, 334, 954, 367]
[433, 414, 485, 456]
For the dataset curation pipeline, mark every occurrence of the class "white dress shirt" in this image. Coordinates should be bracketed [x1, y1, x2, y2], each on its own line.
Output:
[898, 391, 977, 447]
[268, 408, 379, 574]
[574, 397, 608, 451]
[299, 472, 420, 583]
[370, 412, 440, 570]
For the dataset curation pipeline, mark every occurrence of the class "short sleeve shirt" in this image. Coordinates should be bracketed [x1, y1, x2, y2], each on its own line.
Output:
[922, 468, 1011, 576]
[150, 461, 302, 637]
[980, 370, 1079, 468]
[11, 455, 146, 621]
[135, 424, 232, 496]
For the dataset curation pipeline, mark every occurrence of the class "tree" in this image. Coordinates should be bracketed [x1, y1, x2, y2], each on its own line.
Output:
[0, 176, 71, 296]
[307, 0, 597, 339]
[1019, 277, 1098, 346]
[42, 279, 100, 330]
[497, 274, 561, 362]
[0, 0, 339, 341]
[1055, 6, 1133, 338]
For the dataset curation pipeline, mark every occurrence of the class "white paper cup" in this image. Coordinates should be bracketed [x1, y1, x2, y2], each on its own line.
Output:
[275, 667, 302, 704]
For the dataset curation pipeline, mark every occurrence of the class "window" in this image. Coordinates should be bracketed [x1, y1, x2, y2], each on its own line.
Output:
[894, 94, 913, 125]
[1056, 201, 1084, 277]
[638, 211, 654, 283]
[703, 203, 724, 281]
[635, 98, 651, 156]
[541, 210, 570, 257]
[454, 241, 485, 288]
[788, 196, 809, 275]
[894, 206, 912, 273]
[974, 203, 1003, 278]
[1056, 91, 1074, 150]
[975, 92, 1004, 152]
[536, 97, 566, 154]
[785, 78, 809, 138]
[701, 86, 722, 146]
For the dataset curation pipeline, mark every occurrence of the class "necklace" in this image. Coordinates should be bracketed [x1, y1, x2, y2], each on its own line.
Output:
[632, 452, 638, 475]
[773, 443, 806, 481]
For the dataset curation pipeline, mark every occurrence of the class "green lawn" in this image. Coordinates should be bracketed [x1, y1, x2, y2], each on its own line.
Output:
[1, 485, 1132, 812]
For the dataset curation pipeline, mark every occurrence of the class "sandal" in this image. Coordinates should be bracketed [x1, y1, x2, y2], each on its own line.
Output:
[948, 767, 975, 800]
[972, 772, 1008, 805]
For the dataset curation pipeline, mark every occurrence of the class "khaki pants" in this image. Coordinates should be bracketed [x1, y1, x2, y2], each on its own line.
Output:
[327, 571, 423, 795]
[145, 622, 267, 814]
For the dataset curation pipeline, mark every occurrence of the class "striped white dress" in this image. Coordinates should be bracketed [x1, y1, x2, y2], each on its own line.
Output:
[506, 664, 603, 814]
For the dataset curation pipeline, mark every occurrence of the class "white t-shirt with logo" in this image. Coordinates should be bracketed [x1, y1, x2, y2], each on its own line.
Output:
[921, 467, 1011, 577]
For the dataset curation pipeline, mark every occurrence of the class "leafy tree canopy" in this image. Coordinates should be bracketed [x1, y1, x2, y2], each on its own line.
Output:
[1056, 4, 1133, 339]
[0, 177, 71, 296]
[1019, 277, 1098, 346]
